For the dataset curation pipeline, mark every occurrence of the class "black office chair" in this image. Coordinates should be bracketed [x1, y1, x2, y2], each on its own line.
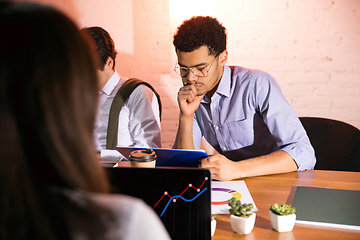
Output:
[299, 117, 360, 172]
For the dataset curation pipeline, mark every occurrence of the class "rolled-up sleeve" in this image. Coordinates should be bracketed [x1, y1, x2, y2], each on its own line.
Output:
[254, 72, 316, 170]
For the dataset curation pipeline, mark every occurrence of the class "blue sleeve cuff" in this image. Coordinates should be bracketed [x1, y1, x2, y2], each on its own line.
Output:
[280, 143, 316, 171]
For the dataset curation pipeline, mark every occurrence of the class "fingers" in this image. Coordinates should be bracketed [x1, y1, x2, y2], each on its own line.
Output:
[200, 158, 220, 180]
[210, 167, 228, 181]
[211, 172, 219, 181]
[177, 84, 202, 117]
[178, 84, 197, 104]
[202, 164, 220, 181]
[200, 155, 232, 181]
[200, 155, 217, 166]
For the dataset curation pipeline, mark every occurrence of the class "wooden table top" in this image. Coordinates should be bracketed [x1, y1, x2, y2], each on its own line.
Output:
[213, 170, 360, 239]
[106, 161, 360, 239]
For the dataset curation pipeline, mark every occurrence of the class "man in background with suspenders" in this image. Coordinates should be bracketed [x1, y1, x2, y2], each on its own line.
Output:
[82, 27, 161, 161]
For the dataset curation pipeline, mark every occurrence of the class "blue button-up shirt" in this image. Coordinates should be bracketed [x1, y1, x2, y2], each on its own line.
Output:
[193, 65, 316, 171]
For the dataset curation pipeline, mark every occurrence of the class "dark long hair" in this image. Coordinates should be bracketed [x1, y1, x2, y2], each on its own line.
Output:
[0, 2, 111, 239]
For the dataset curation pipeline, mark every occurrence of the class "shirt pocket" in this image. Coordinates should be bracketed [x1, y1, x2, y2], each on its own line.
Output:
[226, 119, 254, 149]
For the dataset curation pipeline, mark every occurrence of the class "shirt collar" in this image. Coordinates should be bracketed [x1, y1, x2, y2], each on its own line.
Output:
[101, 70, 120, 96]
[215, 65, 231, 98]
[202, 65, 231, 103]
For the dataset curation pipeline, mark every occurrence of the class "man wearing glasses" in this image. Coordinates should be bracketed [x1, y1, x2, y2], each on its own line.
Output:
[172, 16, 316, 181]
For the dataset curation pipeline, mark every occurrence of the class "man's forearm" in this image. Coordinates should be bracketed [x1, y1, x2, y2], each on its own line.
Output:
[234, 150, 298, 179]
[173, 114, 195, 149]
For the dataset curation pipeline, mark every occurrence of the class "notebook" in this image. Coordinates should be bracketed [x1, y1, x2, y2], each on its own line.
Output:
[292, 186, 360, 230]
[105, 167, 212, 240]
[115, 147, 209, 167]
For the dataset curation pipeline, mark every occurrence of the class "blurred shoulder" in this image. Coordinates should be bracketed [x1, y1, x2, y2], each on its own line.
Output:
[88, 193, 171, 240]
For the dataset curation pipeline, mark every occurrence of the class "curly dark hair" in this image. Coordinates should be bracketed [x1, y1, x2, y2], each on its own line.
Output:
[173, 16, 227, 56]
[81, 26, 117, 71]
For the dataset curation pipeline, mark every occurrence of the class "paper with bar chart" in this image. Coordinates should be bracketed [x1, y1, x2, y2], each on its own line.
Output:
[211, 180, 258, 214]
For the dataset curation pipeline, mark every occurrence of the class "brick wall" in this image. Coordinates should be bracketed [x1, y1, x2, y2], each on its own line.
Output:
[215, 0, 360, 141]
[133, 0, 360, 148]
[39, 0, 360, 148]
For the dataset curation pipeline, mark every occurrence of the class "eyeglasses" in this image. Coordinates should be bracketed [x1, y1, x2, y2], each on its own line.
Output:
[174, 57, 217, 78]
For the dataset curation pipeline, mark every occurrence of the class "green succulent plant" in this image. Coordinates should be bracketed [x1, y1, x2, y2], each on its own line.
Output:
[269, 203, 296, 215]
[228, 197, 253, 217]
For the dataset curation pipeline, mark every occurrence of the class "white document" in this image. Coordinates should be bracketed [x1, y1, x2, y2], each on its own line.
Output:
[211, 180, 258, 214]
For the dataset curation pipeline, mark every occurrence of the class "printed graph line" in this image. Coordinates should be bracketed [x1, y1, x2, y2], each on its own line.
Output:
[158, 187, 208, 217]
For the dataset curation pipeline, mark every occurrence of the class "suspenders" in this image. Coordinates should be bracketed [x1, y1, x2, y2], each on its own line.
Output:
[106, 78, 162, 149]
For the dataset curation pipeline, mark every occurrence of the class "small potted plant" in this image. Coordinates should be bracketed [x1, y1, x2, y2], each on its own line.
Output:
[228, 197, 256, 235]
[211, 214, 216, 237]
[269, 203, 296, 232]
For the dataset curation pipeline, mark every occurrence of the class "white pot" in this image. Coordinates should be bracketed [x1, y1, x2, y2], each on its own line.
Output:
[211, 218, 216, 237]
[230, 213, 256, 235]
[269, 211, 296, 232]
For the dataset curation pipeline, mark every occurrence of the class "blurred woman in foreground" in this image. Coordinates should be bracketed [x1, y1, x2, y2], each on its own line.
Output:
[0, 2, 170, 239]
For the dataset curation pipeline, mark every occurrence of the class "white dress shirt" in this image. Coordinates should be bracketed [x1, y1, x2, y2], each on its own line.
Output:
[94, 71, 161, 161]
